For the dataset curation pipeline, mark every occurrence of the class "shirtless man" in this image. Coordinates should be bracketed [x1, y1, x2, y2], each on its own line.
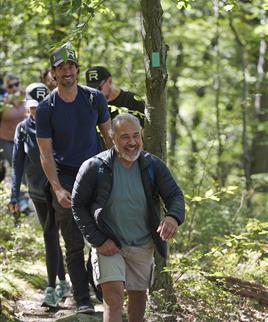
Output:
[0, 74, 28, 211]
[0, 74, 26, 166]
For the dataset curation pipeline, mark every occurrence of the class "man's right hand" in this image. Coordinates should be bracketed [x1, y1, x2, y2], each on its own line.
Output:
[97, 239, 120, 256]
[54, 187, 72, 208]
[8, 202, 19, 214]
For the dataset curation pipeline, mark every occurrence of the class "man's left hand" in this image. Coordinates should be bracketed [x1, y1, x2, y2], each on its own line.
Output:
[157, 216, 178, 241]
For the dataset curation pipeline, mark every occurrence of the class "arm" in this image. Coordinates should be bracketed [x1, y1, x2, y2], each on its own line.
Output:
[96, 91, 113, 149]
[98, 118, 113, 149]
[37, 137, 71, 208]
[9, 123, 26, 212]
[153, 156, 185, 240]
[72, 159, 111, 248]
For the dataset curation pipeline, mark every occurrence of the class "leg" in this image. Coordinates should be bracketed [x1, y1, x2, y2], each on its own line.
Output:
[32, 198, 61, 288]
[32, 198, 61, 307]
[123, 242, 154, 322]
[101, 281, 124, 322]
[51, 188, 89, 303]
[127, 290, 147, 322]
[57, 244, 66, 281]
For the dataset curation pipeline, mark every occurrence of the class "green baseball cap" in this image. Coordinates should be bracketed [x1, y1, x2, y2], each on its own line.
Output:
[50, 42, 78, 67]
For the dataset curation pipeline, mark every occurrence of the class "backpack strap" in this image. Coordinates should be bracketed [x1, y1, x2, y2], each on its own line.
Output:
[19, 121, 28, 142]
[147, 161, 155, 186]
[48, 88, 57, 126]
[94, 157, 104, 185]
[48, 86, 97, 125]
[78, 85, 96, 109]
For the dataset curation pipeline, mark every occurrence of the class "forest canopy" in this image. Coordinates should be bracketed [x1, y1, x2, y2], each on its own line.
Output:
[1, 0, 268, 320]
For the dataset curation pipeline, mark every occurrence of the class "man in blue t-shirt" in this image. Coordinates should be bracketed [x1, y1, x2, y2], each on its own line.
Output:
[35, 42, 112, 313]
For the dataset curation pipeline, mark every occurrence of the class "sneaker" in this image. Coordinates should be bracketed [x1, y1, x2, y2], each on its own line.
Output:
[76, 298, 94, 314]
[55, 280, 72, 299]
[18, 198, 29, 213]
[41, 287, 59, 308]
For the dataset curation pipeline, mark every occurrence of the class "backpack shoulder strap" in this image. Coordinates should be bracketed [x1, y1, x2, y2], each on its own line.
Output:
[147, 160, 156, 186]
[94, 157, 104, 183]
[18, 120, 29, 142]
[78, 85, 96, 109]
[48, 89, 57, 125]
[48, 88, 57, 108]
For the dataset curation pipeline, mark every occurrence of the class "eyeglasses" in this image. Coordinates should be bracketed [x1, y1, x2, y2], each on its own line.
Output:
[98, 79, 107, 90]
[7, 81, 20, 89]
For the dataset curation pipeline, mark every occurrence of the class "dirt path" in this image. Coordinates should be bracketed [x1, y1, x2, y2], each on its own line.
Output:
[11, 287, 104, 322]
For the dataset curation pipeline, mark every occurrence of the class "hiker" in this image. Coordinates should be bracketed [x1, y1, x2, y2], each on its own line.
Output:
[41, 68, 57, 91]
[35, 42, 112, 313]
[0, 74, 7, 182]
[0, 74, 25, 166]
[72, 113, 185, 322]
[85, 66, 145, 125]
[0, 73, 29, 212]
[9, 82, 70, 308]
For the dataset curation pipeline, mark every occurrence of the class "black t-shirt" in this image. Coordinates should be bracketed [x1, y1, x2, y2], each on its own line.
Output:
[109, 89, 145, 126]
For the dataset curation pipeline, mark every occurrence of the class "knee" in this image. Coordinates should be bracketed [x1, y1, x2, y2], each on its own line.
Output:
[103, 287, 124, 311]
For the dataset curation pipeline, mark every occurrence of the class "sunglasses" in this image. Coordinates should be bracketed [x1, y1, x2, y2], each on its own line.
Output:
[98, 79, 108, 90]
[8, 81, 20, 89]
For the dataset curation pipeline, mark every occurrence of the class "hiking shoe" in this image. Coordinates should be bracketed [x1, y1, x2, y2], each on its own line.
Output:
[76, 298, 94, 314]
[41, 287, 59, 308]
[19, 198, 30, 214]
[55, 280, 72, 299]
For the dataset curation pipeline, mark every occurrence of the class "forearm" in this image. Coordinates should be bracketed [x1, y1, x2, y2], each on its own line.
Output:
[99, 119, 113, 149]
[11, 165, 23, 203]
[102, 132, 113, 149]
[11, 136, 25, 202]
[39, 153, 61, 192]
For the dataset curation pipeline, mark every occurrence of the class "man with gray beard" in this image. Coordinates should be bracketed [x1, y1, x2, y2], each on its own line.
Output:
[72, 113, 185, 322]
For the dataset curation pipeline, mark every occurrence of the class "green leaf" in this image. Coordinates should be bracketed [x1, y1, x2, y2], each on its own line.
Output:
[224, 4, 234, 12]
[205, 188, 214, 198]
[192, 196, 202, 202]
[209, 195, 220, 201]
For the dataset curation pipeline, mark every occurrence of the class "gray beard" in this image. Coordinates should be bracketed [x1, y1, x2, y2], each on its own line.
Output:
[115, 146, 142, 162]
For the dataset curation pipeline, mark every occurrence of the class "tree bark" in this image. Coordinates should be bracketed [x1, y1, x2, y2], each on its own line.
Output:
[140, 0, 168, 159]
[213, 0, 224, 187]
[140, 0, 177, 316]
[229, 18, 251, 194]
[251, 39, 268, 174]
[208, 276, 268, 306]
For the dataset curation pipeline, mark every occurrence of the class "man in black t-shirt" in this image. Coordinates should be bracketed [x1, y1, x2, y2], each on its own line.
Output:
[85, 66, 145, 126]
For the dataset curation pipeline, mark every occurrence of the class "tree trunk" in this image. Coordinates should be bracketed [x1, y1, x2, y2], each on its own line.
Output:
[229, 18, 252, 195]
[251, 39, 268, 174]
[140, 0, 167, 159]
[208, 275, 268, 306]
[140, 0, 177, 317]
[213, 0, 224, 187]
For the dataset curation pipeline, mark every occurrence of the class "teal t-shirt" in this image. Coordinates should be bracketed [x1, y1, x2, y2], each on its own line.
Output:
[104, 158, 151, 246]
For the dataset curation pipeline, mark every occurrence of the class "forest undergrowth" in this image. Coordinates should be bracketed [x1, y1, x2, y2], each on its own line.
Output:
[1, 180, 268, 321]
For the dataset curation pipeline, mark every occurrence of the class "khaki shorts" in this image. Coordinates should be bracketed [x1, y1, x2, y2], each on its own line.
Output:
[91, 241, 155, 291]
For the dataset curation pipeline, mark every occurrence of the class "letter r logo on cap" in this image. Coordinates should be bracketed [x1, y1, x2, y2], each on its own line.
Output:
[88, 70, 99, 81]
[36, 88, 47, 100]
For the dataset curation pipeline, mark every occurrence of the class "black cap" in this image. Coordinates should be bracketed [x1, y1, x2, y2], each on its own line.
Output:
[50, 42, 78, 67]
[25, 83, 49, 108]
[85, 66, 111, 88]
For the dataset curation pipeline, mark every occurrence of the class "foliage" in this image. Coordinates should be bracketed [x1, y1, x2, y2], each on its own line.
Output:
[162, 217, 268, 319]
[0, 183, 45, 319]
[0, 0, 268, 319]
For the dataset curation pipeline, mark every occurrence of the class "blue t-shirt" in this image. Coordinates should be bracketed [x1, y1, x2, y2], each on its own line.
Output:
[36, 86, 110, 184]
